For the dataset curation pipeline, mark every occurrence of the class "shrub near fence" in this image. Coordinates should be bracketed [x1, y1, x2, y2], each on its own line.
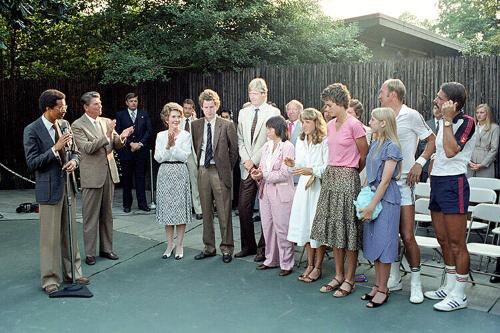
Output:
[0, 56, 498, 189]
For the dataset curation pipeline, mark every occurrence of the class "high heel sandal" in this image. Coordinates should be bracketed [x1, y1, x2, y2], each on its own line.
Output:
[366, 290, 390, 308]
[162, 245, 175, 259]
[298, 265, 314, 281]
[333, 280, 355, 298]
[361, 285, 379, 301]
[302, 268, 322, 283]
[320, 277, 343, 293]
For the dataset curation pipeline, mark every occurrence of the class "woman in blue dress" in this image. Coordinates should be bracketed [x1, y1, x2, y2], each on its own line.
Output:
[359, 107, 403, 308]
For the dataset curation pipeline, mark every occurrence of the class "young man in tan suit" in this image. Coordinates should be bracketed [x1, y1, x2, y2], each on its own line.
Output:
[235, 78, 281, 261]
[72, 91, 133, 265]
[191, 89, 238, 263]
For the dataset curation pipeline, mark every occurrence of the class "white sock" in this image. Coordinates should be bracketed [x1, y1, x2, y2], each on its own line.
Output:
[390, 261, 401, 281]
[444, 265, 457, 292]
[410, 267, 421, 285]
[450, 274, 468, 299]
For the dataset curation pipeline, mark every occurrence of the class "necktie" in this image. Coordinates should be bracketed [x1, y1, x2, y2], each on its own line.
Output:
[288, 122, 293, 137]
[250, 108, 259, 143]
[52, 124, 65, 162]
[53, 124, 59, 143]
[184, 118, 190, 132]
[131, 111, 136, 123]
[436, 120, 440, 134]
[204, 123, 213, 168]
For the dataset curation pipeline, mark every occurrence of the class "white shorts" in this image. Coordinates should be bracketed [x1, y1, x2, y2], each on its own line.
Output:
[397, 175, 415, 206]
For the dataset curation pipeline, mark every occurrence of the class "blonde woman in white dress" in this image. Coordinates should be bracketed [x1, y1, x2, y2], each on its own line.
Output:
[286, 108, 328, 283]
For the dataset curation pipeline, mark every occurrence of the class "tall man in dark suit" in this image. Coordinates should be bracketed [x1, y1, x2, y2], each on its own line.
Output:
[191, 89, 238, 263]
[23, 89, 89, 295]
[115, 93, 153, 212]
[72, 91, 134, 265]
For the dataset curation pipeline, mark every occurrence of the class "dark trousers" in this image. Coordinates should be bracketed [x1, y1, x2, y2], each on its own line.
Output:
[238, 175, 265, 255]
[121, 158, 147, 208]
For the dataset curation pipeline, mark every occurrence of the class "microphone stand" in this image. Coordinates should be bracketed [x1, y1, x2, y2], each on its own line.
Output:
[149, 149, 156, 209]
[50, 146, 92, 298]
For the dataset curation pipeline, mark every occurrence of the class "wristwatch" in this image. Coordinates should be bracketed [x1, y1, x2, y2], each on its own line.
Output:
[444, 120, 452, 127]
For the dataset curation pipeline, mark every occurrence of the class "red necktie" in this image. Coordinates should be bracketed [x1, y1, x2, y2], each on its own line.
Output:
[288, 122, 293, 137]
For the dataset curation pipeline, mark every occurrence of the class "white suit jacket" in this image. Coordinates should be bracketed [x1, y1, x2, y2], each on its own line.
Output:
[237, 103, 281, 179]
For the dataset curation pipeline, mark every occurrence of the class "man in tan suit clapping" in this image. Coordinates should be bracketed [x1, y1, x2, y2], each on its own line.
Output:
[72, 91, 134, 266]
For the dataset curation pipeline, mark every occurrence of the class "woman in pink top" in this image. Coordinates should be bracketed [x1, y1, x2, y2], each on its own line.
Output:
[310, 83, 368, 298]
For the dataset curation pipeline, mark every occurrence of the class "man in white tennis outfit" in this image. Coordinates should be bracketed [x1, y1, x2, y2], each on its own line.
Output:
[379, 79, 436, 304]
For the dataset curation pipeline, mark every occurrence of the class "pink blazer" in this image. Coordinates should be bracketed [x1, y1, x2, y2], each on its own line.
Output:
[258, 140, 295, 202]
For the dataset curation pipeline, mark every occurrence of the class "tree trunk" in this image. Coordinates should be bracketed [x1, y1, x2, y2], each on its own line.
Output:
[9, 28, 17, 79]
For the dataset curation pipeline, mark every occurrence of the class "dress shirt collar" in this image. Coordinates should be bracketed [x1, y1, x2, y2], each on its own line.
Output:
[204, 116, 217, 127]
[41, 114, 55, 132]
[254, 102, 267, 111]
[85, 113, 99, 127]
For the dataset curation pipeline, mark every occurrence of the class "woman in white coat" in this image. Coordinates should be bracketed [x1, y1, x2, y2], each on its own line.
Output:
[286, 108, 328, 283]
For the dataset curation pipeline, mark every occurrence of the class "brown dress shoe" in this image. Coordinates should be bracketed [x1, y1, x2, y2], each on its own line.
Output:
[234, 250, 257, 258]
[85, 256, 96, 265]
[64, 277, 90, 285]
[254, 254, 265, 262]
[99, 252, 119, 260]
[44, 284, 58, 295]
[279, 269, 293, 276]
[256, 264, 278, 270]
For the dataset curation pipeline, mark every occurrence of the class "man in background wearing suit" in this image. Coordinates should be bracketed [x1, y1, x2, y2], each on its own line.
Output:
[286, 99, 303, 185]
[235, 78, 281, 261]
[418, 104, 442, 182]
[72, 91, 134, 265]
[116, 93, 152, 213]
[24, 89, 89, 295]
[286, 99, 303, 146]
[192, 89, 238, 263]
[181, 98, 203, 220]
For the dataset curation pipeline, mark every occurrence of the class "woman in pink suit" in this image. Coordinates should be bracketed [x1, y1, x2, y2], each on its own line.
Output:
[251, 116, 296, 276]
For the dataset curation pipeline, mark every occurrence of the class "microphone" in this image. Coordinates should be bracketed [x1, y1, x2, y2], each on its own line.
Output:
[58, 120, 73, 148]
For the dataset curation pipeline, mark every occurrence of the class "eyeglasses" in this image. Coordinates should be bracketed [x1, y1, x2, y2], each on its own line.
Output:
[55, 105, 68, 112]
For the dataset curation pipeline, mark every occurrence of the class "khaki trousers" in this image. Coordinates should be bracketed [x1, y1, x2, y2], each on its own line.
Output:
[82, 169, 114, 256]
[198, 166, 234, 254]
[39, 185, 83, 288]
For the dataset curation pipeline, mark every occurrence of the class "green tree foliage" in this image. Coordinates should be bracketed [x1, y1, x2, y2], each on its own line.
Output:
[102, 0, 370, 84]
[435, 0, 498, 55]
[0, 0, 70, 77]
[1, 0, 371, 82]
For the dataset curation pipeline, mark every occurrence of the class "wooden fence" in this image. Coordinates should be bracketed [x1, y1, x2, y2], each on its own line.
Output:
[0, 56, 498, 189]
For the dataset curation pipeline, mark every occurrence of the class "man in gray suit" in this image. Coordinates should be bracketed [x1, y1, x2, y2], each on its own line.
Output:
[24, 89, 89, 295]
[286, 99, 303, 146]
[72, 91, 133, 265]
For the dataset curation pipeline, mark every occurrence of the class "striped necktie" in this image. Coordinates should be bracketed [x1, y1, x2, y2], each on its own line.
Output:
[250, 108, 259, 143]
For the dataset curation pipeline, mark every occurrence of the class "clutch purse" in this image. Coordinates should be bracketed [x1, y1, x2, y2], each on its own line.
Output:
[353, 186, 382, 220]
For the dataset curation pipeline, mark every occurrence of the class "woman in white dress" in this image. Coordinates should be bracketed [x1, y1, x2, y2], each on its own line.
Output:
[286, 108, 328, 283]
[154, 102, 192, 260]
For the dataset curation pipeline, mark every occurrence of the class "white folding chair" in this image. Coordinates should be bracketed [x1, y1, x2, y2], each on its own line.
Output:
[414, 198, 442, 267]
[466, 204, 500, 277]
[468, 177, 500, 204]
[414, 198, 432, 233]
[414, 182, 431, 198]
[467, 188, 497, 233]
